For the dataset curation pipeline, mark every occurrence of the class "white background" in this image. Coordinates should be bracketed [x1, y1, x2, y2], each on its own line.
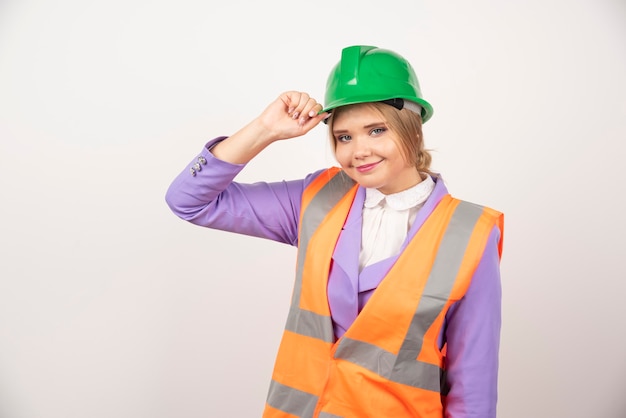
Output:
[1, 0, 625, 417]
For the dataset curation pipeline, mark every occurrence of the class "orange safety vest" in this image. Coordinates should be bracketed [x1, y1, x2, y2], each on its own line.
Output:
[264, 167, 503, 418]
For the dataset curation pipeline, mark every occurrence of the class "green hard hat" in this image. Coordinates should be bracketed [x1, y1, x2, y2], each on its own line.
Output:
[323, 45, 434, 123]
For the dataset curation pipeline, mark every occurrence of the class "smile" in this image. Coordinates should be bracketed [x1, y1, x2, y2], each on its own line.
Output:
[355, 161, 382, 173]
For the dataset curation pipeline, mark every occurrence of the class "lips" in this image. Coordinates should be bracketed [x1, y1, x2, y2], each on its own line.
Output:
[355, 160, 382, 173]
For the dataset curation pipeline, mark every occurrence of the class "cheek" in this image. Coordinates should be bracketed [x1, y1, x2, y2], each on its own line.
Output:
[385, 141, 410, 165]
[333, 146, 350, 166]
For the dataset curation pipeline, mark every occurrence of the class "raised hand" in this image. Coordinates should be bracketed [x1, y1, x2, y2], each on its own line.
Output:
[211, 91, 329, 164]
[256, 91, 329, 142]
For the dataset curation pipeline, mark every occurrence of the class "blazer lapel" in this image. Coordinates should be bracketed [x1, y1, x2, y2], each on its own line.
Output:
[331, 188, 364, 284]
[326, 188, 364, 337]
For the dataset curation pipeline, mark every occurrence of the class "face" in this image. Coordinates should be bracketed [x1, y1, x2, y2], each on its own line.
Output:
[332, 104, 421, 195]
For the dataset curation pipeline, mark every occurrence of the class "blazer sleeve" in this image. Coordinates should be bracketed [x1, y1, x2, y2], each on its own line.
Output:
[165, 137, 325, 246]
[443, 225, 503, 418]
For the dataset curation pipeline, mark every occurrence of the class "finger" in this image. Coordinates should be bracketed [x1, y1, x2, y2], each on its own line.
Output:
[282, 91, 302, 115]
[299, 110, 329, 130]
[290, 92, 311, 120]
[297, 98, 325, 126]
[307, 102, 325, 118]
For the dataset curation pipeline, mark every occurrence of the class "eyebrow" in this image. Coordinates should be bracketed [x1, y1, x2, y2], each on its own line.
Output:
[332, 122, 387, 135]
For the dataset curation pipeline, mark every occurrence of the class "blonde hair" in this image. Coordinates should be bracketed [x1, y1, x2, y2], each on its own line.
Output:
[327, 102, 433, 175]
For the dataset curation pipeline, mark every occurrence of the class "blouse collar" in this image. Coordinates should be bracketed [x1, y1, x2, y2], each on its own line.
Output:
[364, 174, 435, 210]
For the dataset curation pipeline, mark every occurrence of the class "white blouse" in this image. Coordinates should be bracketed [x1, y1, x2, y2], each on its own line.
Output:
[359, 174, 435, 270]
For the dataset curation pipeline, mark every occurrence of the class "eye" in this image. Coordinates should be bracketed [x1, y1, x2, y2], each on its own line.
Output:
[370, 127, 387, 136]
[336, 134, 352, 143]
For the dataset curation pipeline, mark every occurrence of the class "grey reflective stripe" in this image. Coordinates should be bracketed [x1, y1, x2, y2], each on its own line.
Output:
[335, 200, 485, 392]
[396, 201, 484, 362]
[267, 171, 355, 418]
[319, 412, 343, 418]
[334, 337, 442, 392]
[285, 305, 335, 342]
[267, 380, 318, 418]
[285, 170, 355, 343]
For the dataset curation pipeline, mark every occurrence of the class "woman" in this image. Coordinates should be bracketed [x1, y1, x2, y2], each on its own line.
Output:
[166, 45, 504, 417]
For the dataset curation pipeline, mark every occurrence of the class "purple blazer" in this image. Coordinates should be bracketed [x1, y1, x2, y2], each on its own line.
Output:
[165, 137, 503, 418]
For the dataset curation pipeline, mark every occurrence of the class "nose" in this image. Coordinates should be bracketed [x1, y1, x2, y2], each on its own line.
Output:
[353, 138, 371, 159]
